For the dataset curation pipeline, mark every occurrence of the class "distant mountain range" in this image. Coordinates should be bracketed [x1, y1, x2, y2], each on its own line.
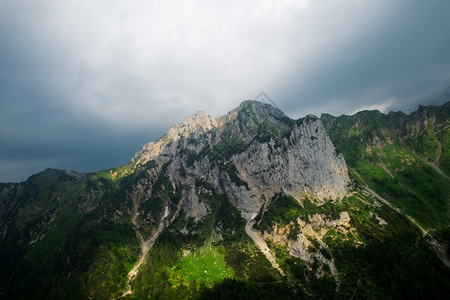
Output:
[1, 100, 448, 299]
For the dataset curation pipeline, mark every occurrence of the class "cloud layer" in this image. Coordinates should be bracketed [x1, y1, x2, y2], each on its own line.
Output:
[1, 0, 450, 182]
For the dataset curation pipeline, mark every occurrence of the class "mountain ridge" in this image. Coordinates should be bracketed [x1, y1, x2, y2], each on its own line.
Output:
[0, 100, 448, 299]
[132, 100, 294, 164]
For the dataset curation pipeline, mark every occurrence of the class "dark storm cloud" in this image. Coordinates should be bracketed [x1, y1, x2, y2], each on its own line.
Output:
[0, 32, 157, 182]
[0, 84, 156, 182]
[0, 1, 170, 181]
[273, 1, 450, 117]
[1, 0, 449, 182]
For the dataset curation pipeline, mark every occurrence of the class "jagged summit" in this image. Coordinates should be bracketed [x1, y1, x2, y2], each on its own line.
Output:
[216, 100, 285, 124]
[237, 99, 278, 111]
[231, 100, 289, 122]
[132, 110, 217, 162]
[168, 110, 217, 138]
[305, 113, 319, 119]
[181, 111, 216, 128]
[133, 99, 350, 209]
[134, 100, 291, 162]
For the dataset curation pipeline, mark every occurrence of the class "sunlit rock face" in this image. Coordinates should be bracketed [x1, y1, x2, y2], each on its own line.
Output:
[133, 100, 350, 218]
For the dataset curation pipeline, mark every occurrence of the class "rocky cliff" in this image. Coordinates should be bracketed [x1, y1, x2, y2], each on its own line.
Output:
[132, 100, 350, 220]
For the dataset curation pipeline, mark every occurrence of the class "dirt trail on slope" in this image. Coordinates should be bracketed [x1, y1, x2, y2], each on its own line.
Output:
[352, 169, 449, 267]
[419, 158, 450, 219]
[122, 216, 166, 297]
[121, 189, 166, 298]
[122, 197, 184, 297]
[419, 154, 449, 180]
[245, 221, 285, 276]
[363, 186, 450, 267]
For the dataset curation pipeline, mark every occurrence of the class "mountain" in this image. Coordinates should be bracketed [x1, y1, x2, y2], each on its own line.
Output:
[321, 102, 449, 231]
[0, 100, 449, 299]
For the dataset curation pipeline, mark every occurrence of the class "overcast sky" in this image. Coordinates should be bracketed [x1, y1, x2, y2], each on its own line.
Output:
[1, 0, 450, 182]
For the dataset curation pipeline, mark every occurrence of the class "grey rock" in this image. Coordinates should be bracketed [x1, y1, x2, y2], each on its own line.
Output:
[182, 188, 208, 220]
[133, 100, 350, 218]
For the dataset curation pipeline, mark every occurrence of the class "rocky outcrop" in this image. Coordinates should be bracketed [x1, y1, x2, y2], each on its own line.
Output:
[132, 101, 350, 219]
[182, 188, 208, 220]
[262, 211, 355, 278]
[231, 115, 349, 206]
[133, 111, 217, 163]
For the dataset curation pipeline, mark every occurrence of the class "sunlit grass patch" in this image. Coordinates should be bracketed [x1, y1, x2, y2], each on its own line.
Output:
[167, 244, 234, 288]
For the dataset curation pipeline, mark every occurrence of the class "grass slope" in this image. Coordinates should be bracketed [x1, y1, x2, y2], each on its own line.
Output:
[321, 106, 449, 230]
[254, 190, 450, 299]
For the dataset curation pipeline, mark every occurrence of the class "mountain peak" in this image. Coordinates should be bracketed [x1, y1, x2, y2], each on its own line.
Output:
[133, 99, 349, 206]
[238, 99, 272, 108]
[236, 99, 283, 115]
[134, 100, 301, 163]
[179, 111, 217, 131]
[217, 99, 290, 126]
[162, 110, 217, 142]
[132, 110, 218, 162]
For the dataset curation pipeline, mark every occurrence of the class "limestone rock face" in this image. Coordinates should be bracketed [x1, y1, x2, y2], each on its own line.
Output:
[132, 100, 350, 219]
[182, 188, 208, 220]
[232, 115, 349, 204]
[133, 111, 217, 163]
